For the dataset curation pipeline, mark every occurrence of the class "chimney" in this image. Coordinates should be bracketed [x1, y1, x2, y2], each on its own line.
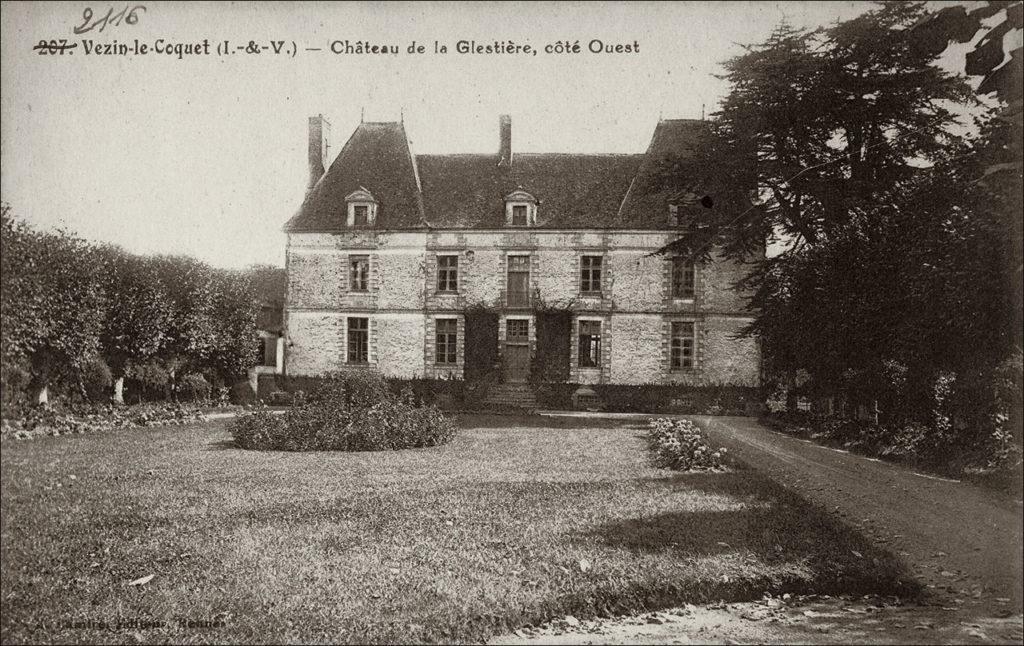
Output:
[308, 115, 331, 189]
[498, 114, 512, 168]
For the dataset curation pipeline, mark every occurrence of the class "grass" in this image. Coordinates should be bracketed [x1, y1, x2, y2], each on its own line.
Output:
[0, 414, 917, 644]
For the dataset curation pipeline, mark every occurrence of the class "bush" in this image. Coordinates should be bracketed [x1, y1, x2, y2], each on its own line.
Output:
[81, 356, 113, 403]
[230, 406, 288, 450]
[177, 373, 211, 403]
[231, 372, 457, 452]
[645, 418, 727, 471]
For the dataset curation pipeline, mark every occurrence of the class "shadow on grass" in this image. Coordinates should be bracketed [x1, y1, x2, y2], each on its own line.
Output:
[207, 439, 238, 450]
[586, 470, 921, 602]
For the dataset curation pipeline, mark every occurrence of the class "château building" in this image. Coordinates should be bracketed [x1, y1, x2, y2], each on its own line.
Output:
[282, 114, 760, 395]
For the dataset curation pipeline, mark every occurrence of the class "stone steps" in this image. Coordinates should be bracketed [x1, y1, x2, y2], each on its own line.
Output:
[483, 384, 537, 410]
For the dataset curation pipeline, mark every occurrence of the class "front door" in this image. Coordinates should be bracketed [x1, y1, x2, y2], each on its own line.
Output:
[504, 318, 530, 382]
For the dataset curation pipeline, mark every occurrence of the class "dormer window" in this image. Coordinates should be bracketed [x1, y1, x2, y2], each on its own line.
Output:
[504, 189, 537, 227]
[345, 187, 377, 227]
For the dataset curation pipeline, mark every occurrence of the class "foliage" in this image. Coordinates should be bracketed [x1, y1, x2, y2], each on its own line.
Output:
[531, 309, 572, 384]
[204, 269, 260, 383]
[1, 203, 107, 398]
[645, 418, 727, 471]
[80, 356, 113, 404]
[1, 205, 266, 406]
[593, 384, 760, 415]
[649, 2, 1021, 466]
[96, 245, 172, 383]
[177, 373, 212, 403]
[2, 402, 206, 440]
[463, 306, 500, 382]
[231, 372, 457, 451]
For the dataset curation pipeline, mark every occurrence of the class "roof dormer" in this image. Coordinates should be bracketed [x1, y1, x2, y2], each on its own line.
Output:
[504, 189, 537, 227]
[345, 187, 378, 227]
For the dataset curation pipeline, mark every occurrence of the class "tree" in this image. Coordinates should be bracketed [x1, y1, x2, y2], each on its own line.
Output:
[0, 204, 106, 403]
[656, 1, 1019, 431]
[204, 269, 260, 385]
[97, 247, 173, 404]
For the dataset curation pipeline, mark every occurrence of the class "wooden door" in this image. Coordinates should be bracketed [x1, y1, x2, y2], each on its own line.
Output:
[504, 319, 530, 382]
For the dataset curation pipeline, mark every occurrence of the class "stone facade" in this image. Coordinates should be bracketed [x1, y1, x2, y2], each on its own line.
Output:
[284, 230, 760, 386]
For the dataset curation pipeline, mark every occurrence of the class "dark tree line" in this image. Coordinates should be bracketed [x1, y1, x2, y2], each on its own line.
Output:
[1, 204, 284, 408]
[658, 1, 1022, 453]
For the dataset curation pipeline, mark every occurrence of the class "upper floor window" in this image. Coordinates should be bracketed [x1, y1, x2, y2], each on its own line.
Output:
[350, 255, 369, 292]
[345, 187, 377, 227]
[580, 256, 603, 294]
[347, 317, 369, 364]
[578, 320, 602, 368]
[437, 255, 458, 292]
[670, 321, 695, 370]
[435, 318, 458, 364]
[671, 257, 695, 299]
[504, 189, 537, 227]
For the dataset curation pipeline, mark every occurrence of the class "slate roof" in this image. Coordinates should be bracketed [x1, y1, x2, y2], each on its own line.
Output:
[283, 118, 710, 232]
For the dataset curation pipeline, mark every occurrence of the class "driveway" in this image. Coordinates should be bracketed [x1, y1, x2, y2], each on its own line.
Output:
[697, 416, 1023, 611]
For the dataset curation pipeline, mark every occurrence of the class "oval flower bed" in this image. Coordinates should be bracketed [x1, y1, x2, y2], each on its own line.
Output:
[230, 372, 456, 451]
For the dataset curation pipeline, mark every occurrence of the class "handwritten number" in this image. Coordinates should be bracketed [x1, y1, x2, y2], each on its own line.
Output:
[71, 5, 144, 34]
[73, 7, 93, 34]
[125, 5, 145, 25]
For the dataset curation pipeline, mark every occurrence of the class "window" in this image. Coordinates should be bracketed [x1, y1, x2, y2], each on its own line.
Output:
[670, 321, 695, 370]
[506, 255, 530, 307]
[511, 204, 528, 226]
[350, 255, 369, 292]
[345, 188, 377, 226]
[671, 257, 695, 299]
[436, 255, 458, 292]
[507, 318, 529, 340]
[578, 320, 602, 368]
[580, 256, 603, 293]
[347, 317, 369, 364]
[435, 318, 458, 364]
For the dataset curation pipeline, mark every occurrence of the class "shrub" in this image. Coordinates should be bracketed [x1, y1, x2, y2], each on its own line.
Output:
[645, 418, 727, 471]
[229, 380, 256, 405]
[81, 356, 113, 403]
[230, 406, 288, 450]
[231, 372, 457, 452]
[307, 370, 390, 408]
[177, 373, 212, 403]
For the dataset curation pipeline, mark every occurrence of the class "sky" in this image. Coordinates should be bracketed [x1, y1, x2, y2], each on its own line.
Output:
[0, 1, 994, 268]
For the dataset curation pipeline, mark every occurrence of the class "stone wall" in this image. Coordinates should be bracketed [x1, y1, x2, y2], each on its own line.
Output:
[285, 230, 761, 385]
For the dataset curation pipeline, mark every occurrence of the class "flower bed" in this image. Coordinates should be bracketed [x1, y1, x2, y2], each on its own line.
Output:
[231, 371, 457, 452]
[645, 418, 728, 471]
[1, 403, 207, 440]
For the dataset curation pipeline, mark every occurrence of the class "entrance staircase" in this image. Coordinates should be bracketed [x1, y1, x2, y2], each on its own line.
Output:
[482, 383, 538, 412]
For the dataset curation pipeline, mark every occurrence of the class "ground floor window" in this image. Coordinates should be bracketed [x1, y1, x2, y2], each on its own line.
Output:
[670, 321, 695, 369]
[435, 318, 457, 364]
[578, 320, 602, 367]
[347, 317, 369, 363]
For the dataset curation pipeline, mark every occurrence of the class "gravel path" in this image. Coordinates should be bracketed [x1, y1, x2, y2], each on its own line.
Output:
[697, 416, 1023, 611]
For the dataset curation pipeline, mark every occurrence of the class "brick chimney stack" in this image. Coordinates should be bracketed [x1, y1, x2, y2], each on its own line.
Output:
[498, 114, 512, 168]
[308, 115, 331, 189]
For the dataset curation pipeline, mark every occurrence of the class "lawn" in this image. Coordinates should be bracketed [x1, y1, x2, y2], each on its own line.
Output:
[0, 414, 916, 644]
